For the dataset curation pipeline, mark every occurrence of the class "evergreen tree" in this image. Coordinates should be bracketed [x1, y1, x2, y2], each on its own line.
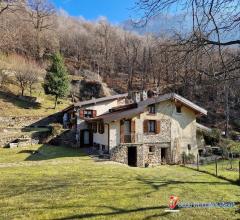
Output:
[44, 52, 70, 109]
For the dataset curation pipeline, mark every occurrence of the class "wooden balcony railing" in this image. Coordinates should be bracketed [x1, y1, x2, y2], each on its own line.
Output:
[120, 133, 143, 144]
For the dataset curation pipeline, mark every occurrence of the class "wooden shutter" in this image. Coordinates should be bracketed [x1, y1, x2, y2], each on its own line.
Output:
[131, 120, 135, 142]
[143, 120, 148, 134]
[79, 109, 84, 119]
[92, 110, 97, 118]
[120, 120, 124, 143]
[156, 120, 161, 134]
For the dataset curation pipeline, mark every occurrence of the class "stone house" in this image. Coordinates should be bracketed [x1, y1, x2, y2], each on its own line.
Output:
[68, 93, 207, 167]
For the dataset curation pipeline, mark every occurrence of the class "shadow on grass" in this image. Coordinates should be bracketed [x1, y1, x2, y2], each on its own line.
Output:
[22, 145, 87, 161]
[181, 165, 240, 186]
[53, 205, 168, 220]
[136, 177, 234, 192]
[0, 90, 40, 110]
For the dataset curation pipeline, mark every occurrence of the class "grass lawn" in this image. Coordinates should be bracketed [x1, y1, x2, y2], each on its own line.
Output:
[0, 145, 239, 220]
[0, 83, 71, 117]
[197, 159, 240, 183]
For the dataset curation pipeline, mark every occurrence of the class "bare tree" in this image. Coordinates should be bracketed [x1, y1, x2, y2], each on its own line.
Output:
[0, 0, 21, 15]
[26, 0, 55, 59]
[121, 32, 142, 91]
[11, 55, 43, 96]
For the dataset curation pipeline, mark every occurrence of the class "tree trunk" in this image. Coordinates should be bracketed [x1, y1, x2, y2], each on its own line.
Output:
[21, 87, 24, 96]
[224, 83, 230, 138]
[29, 84, 32, 97]
[54, 95, 58, 109]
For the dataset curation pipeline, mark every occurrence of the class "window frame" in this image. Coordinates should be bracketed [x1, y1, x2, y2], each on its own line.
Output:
[176, 105, 182, 114]
[148, 120, 156, 133]
[148, 104, 156, 114]
[149, 146, 155, 153]
[84, 110, 93, 118]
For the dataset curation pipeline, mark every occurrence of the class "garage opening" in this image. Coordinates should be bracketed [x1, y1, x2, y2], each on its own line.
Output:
[161, 148, 166, 161]
[128, 147, 137, 167]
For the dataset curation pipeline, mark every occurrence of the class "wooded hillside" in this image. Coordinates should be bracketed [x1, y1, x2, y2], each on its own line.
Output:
[0, 0, 239, 135]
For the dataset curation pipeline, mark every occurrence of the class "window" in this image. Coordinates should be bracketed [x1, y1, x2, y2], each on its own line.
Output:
[80, 109, 96, 119]
[98, 123, 105, 134]
[149, 146, 155, 153]
[148, 104, 156, 114]
[84, 110, 93, 118]
[148, 120, 156, 133]
[176, 105, 182, 113]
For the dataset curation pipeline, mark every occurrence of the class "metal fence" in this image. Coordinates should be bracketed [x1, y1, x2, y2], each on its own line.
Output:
[183, 154, 240, 184]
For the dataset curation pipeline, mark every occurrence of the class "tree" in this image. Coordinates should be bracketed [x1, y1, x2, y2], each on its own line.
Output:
[135, 0, 240, 137]
[0, 0, 21, 15]
[120, 32, 142, 91]
[44, 52, 70, 109]
[11, 54, 42, 96]
[26, 0, 56, 59]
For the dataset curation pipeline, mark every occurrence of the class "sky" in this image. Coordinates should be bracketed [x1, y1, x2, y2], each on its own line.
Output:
[52, 0, 137, 23]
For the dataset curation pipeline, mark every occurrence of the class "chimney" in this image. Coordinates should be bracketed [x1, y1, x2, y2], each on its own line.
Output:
[128, 91, 141, 103]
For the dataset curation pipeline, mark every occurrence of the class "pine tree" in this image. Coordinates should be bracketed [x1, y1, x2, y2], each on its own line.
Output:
[44, 52, 70, 109]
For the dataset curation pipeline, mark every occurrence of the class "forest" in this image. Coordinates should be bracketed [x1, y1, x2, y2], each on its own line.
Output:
[0, 0, 239, 136]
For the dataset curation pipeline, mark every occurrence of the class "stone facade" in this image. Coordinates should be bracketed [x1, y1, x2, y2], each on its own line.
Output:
[142, 119, 171, 143]
[110, 145, 128, 165]
[108, 100, 199, 166]
[110, 144, 171, 167]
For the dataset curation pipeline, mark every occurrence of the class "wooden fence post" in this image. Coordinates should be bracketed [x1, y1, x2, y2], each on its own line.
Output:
[197, 154, 199, 171]
[239, 161, 240, 183]
[183, 154, 185, 167]
[215, 158, 218, 177]
[230, 152, 233, 170]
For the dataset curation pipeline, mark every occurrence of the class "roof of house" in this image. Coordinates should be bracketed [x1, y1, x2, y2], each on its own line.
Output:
[138, 93, 207, 115]
[196, 123, 212, 132]
[74, 93, 128, 107]
[62, 93, 128, 112]
[88, 93, 207, 123]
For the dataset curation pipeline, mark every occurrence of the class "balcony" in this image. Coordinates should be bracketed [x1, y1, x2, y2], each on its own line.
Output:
[120, 133, 143, 144]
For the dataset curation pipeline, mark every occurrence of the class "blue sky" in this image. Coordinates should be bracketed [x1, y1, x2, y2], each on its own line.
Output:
[52, 0, 136, 23]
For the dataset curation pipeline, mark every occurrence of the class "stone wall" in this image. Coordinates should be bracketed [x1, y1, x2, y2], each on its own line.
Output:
[110, 144, 171, 167]
[110, 145, 128, 165]
[146, 145, 161, 166]
[0, 131, 50, 147]
[0, 113, 62, 128]
[142, 119, 171, 143]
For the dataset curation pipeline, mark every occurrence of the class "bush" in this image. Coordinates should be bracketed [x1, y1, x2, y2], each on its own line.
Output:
[227, 141, 240, 154]
[50, 123, 63, 136]
[229, 130, 240, 141]
[203, 129, 221, 145]
[181, 152, 195, 164]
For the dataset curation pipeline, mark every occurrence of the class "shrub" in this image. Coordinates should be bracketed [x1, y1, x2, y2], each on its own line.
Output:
[227, 141, 240, 154]
[181, 152, 195, 164]
[203, 128, 221, 145]
[50, 123, 63, 136]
